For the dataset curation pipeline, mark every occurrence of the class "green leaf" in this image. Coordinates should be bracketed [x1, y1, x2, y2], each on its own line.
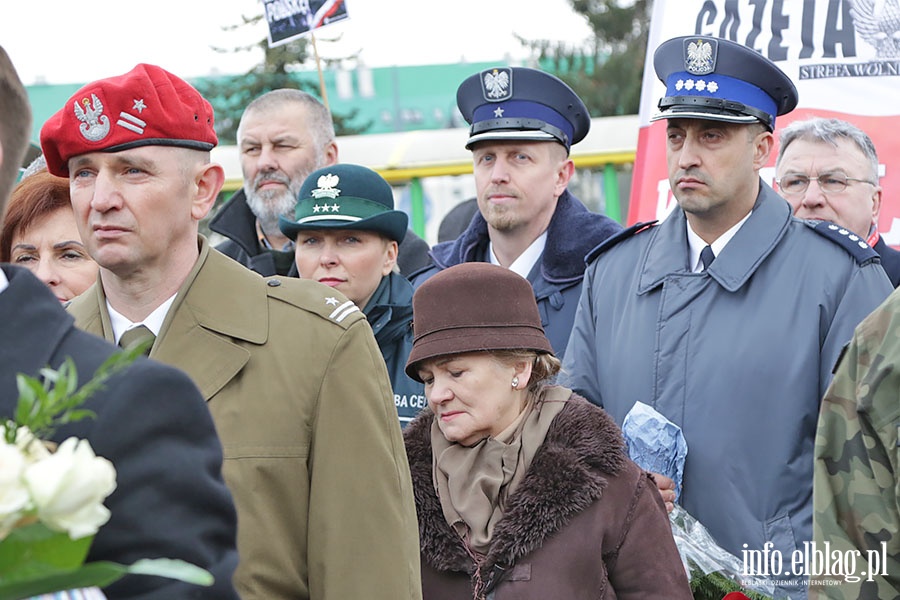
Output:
[0, 523, 92, 575]
[0, 559, 213, 599]
[126, 559, 214, 585]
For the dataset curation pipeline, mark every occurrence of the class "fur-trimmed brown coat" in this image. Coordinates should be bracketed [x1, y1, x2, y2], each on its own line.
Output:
[404, 391, 692, 600]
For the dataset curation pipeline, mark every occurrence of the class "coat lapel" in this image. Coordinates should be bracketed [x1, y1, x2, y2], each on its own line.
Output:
[67, 238, 266, 401]
[639, 182, 792, 294]
[153, 241, 263, 400]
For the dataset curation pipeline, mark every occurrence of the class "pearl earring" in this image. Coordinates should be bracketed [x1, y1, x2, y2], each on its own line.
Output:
[511, 376, 519, 389]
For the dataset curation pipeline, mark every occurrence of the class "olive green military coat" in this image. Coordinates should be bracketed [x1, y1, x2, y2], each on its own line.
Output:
[68, 238, 422, 600]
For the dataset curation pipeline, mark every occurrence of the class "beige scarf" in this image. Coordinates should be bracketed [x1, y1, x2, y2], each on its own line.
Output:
[431, 386, 570, 554]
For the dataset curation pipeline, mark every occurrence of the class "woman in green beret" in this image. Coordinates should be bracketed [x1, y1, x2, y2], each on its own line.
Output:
[280, 163, 426, 426]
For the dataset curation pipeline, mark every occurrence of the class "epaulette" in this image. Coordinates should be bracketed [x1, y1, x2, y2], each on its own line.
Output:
[585, 220, 658, 265]
[806, 221, 880, 265]
[263, 276, 362, 327]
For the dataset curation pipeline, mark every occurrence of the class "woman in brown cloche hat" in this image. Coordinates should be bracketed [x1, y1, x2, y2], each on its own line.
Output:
[403, 262, 692, 599]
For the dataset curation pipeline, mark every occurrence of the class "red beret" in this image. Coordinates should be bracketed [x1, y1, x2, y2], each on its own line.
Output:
[40, 63, 217, 177]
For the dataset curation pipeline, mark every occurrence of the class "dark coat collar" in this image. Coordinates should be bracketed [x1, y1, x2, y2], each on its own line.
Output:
[428, 191, 622, 284]
[0, 266, 73, 388]
[208, 188, 260, 257]
[363, 271, 414, 348]
[404, 393, 626, 575]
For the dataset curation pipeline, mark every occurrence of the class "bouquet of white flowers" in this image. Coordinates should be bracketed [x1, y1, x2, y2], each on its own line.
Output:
[0, 348, 212, 599]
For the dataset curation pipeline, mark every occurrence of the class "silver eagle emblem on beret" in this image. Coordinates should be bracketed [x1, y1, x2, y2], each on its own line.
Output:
[74, 93, 111, 142]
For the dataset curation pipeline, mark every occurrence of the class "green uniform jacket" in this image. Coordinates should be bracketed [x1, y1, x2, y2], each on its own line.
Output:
[812, 290, 900, 599]
[68, 237, 422, 600]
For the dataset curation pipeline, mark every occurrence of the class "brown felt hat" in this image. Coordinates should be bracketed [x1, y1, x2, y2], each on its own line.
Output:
[405, 263, 554, 381]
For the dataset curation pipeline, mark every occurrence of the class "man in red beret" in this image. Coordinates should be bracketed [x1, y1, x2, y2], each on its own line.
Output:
[0, 49, 240, 599]
[41, 63, 422, 600]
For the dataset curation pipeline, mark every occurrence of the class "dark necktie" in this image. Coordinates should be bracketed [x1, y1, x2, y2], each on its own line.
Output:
[700, 245, 715, 271]
[118, 325, 155, 355]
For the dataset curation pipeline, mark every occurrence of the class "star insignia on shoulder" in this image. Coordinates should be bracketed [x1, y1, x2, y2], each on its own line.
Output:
[493, 106, 505, 118]
[133, 99, 146, 113]
[325, 297, 340, 306]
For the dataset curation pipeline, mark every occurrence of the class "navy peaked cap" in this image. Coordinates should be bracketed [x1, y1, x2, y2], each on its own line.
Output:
[456, 66, 590, 151]
[652, 35, 798, 131]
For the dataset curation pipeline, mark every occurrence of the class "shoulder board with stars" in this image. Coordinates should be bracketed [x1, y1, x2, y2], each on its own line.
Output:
[807, 221, 880, 265]
[585, 221, 658, 265]
[262, 277, 362, 326]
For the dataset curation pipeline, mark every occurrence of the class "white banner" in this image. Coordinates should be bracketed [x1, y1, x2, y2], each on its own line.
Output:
[630, 0, 900, 244]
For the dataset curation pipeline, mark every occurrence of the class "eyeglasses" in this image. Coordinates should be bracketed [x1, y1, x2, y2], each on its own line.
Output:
[776, 173, 876, 195]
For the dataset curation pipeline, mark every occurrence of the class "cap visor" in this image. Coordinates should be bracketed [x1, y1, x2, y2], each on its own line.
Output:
[650, 108, 761, 125]
[465, 130, 559, 149]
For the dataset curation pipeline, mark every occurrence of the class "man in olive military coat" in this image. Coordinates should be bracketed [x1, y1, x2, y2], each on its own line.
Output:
[41, 63, 422, 600]
[0, 47, 240, 600]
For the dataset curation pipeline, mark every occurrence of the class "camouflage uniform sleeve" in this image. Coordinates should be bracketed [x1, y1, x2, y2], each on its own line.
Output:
[811, 297, 900, 599]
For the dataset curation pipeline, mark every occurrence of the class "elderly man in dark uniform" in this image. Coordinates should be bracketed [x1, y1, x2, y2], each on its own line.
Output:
[775, 116, 900, 287]
[40, 64, 421, 600]
[0, 47, 240, 599]
[562, 36, 892, 597]
[411, 67, 622, 358]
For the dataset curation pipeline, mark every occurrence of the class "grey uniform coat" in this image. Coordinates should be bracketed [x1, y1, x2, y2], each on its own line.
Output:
[67, 238, 422, 600]
[562, 185, 892, 571]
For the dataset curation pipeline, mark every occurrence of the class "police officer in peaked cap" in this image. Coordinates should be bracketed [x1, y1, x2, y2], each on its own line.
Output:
[456, 66, 592, 151]
[411, 66, 623, 359]
[561, 34, 892, 600]
[652, 35, 798, 131]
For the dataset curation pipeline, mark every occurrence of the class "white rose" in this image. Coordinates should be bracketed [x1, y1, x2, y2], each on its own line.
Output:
[23, 437, 117, 540]
[14, 426, 52, 462]
[0, 441, 31, 539]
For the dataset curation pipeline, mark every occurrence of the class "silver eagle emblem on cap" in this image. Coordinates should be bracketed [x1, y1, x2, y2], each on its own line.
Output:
[684, 39, 716, 75]
[310, 173, 341, 199]
[74, 93, 111, 142]
[482, 68, 512, 102]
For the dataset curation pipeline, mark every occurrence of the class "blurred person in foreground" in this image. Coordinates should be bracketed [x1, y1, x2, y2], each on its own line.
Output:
[810, 287, 900, 598]
[0, 46, 239, 599]
[40, 62, 421, 600]
[2, 168, 98, 301]
[411, 67, 623, 358]
[561, 35, 892, 597]
[403, 262, 692, 599]
[775, 116, 900, 286]
[279, 163, 426, 425]
[209, 88, 430, 277]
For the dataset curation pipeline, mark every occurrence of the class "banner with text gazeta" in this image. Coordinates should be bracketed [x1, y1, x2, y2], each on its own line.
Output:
[630, 0, 900, 245]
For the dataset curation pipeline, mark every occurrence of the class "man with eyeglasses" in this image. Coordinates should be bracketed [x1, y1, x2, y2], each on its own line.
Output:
[776, 117, 900, 286]
[562, 35, 892, 597]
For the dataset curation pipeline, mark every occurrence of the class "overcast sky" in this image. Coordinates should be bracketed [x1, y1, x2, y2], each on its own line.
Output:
[2, 1, 594, 86]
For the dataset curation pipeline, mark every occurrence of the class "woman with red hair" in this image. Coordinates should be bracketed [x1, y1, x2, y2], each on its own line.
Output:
[2, 169, 97, 302]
